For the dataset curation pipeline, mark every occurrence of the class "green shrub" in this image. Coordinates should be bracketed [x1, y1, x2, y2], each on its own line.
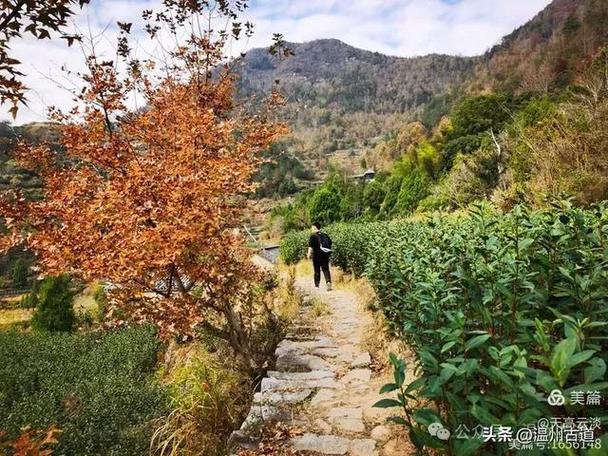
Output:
[0, 326, 167, 455]
[379, 175, 402, 219]
[307, 187, 342, 226]
[393, 168, 431, 215]
[429, 147, 502, 209]
[280, 230, 309, 265]
[368, 203, 608, 452]
[93, 282, 108, 319]
[416, 191, 450, 212]
[30, 275, 75, 332]
[283, 202, 608, 453]
[362, 179, 385, 214]
[10, 258, 28, 288]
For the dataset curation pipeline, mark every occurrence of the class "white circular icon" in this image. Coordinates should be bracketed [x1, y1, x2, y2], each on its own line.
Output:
[436, 428, 451, 440]
[428, 422, 451, 440]
[547, 389, 565, 406]
[428, 422, 443, 436]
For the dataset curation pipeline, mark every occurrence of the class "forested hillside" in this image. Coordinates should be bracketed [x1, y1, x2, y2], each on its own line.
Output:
[478, 0, 608, 92]
[272, 45, 608, 232]
[0, 122, 58, 198]
[244, 0, 608, 199]
[238, 40, 477, 195]
[237, 39, 476, 116]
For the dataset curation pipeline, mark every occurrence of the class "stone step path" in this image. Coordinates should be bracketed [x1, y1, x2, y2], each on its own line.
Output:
[231, 271, 408, 455]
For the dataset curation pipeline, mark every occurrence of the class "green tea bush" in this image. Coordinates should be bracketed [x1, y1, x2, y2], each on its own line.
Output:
[281, 202, 608, 453]
[280, 222, 383, 275]
[30, 275, 75, 332]
[0, 326, 167, 455]
[280, 230, 309, 265]
[322, 222, 383, 275]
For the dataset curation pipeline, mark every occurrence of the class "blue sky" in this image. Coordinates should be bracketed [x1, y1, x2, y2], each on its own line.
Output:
[6, 0, 552, 124]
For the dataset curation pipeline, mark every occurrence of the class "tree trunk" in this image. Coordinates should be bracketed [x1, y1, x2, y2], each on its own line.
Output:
[221, 303, 262, 377]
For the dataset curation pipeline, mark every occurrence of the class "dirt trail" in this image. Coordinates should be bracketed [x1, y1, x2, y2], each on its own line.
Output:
[232, 264, 411, 455]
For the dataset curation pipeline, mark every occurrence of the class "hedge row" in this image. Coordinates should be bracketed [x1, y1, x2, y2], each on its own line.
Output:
[0, 326, 167, 455]
[280, 221, 385, 276]
[281, 202, 608, 454]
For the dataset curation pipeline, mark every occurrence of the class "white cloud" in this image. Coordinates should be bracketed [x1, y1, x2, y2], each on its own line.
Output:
[244, 0, 552, 56]
[3, 0, 552, 124]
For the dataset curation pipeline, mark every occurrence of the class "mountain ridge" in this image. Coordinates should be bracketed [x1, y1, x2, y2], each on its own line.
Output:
[236, 38, 477, 115]
[3, 0, 607, 199]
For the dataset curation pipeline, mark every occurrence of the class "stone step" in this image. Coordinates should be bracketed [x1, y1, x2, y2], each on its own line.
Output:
[276, 353, 333, 372]
[279, 336, 338, 350]
[291, 433, 377, 456]
[341, 368, 372, 385]
[351, 352, 371, 368]
[261, 376, 342, 392]
[326, 407, 365, 433]
[312, 347, 341, 358]
[267, 370, 335, 381]
[253, 389, 313, 406]
[311, 388, 337, 406]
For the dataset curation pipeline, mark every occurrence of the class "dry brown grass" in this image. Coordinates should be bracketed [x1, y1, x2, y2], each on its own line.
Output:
[308, 298, 330, 318]
[152, 343, 251, 456]
[362, 311, 411, 372]
[294, 259, 313, 277]
[274, 266, 302, 321]
[0, 308, 33, 329]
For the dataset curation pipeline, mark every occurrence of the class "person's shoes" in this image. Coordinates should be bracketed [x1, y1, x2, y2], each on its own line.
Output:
[326, 282, 332, 291]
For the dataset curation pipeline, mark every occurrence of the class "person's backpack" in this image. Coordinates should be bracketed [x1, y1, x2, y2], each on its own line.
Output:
[318, 232, 332, 253]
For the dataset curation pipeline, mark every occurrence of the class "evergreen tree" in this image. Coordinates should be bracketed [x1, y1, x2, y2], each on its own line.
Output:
[31, 276, 75, 332]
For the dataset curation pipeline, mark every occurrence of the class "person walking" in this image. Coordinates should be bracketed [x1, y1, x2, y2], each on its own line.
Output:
[307, 221, 332, 291]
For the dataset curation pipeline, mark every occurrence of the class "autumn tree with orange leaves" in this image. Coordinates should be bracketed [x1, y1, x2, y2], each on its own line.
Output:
[0, 0, 286, 374]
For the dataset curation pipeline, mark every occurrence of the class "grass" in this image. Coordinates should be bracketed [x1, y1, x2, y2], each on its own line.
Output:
[73, 286, 98, 314]
[0, 286, 100, 330]
[0, 308, 33, 329]
[275, 266, 302, 321]
[0, 294, 27, 307]
[309, 298, 331, 317]
[73, 285, 101, 326]
[335, 274, 375, 308]
[151, 343, 251, 456]
[278, 258, 313, 277]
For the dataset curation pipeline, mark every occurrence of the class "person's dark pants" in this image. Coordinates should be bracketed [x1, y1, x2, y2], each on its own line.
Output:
[313, 255, 331, 287]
